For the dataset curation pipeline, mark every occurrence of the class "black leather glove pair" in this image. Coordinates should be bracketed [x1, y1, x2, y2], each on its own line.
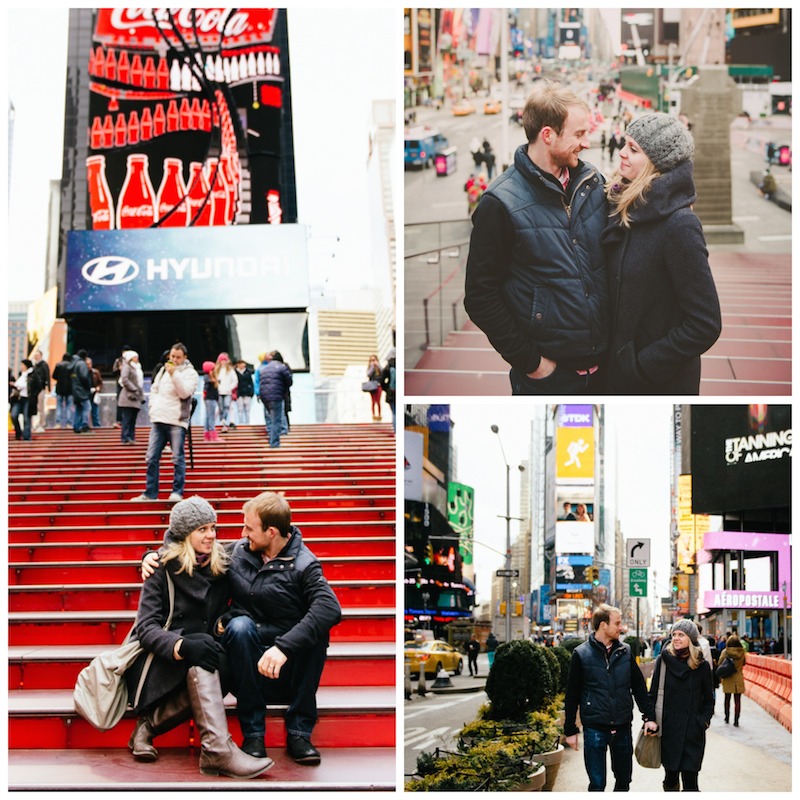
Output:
[178, 632, 226, 672]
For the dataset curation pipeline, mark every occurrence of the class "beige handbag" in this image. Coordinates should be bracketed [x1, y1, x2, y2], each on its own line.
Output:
[73, 571, 174, 730]
[635, 656, 666, 769]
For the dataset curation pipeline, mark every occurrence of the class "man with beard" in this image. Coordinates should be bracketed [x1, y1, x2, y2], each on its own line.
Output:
[465, 82, 609, 394]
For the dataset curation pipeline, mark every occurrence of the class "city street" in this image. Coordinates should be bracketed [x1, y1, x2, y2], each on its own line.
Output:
[404, 654, 792, 791]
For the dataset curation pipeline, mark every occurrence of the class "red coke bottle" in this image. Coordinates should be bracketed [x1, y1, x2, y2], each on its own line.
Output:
[156, 157, 189, 227]
[186, 161, 212, 226]
[86, 155, 115, 230]
[117, 153, 156, 229]
[206, 158, 228, 225]
[219, 154, 237, 224]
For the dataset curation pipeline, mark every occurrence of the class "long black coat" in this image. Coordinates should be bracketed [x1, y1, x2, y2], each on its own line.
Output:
[601, 161, 721, 394]
[649, 650, 714, 773]
[126, 551, 231, 713]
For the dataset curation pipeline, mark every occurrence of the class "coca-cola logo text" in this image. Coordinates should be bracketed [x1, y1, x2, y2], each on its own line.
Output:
[82, 256, 140, 286]
[106, 8, 271, 40]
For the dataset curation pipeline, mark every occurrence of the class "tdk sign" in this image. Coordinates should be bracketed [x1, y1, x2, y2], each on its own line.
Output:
[559, 405, 593, 428]
[82, 256, 140, 286]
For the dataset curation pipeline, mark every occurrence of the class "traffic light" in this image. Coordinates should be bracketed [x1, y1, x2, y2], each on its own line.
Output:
[514, 602, 523, 617]
[499, 601, 507, 616]
[424, 543, 433, 565]
[671, 575, 679, 593]
[592, 568, 600, 587]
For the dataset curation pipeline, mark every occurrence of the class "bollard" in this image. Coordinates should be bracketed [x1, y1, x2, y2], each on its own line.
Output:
[416, 666, 428, 696]
[432, 667, 454, 689]
[404, 661, 413, 700]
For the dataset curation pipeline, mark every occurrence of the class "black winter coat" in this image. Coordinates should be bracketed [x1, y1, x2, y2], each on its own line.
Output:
[601, 161, 721, 394]
[465, 145, 609, 374]
[126, 552, 231, 713]
[69, 356, 92, 401]
[258, 360, 293, 404]
[564, 634, 654, 736]
[226, 526, 342, 658]
[649, 651, 713, 772]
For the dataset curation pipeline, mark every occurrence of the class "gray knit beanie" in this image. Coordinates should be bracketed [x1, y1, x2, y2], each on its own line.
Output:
[169, 496, 217, 540]
[625, 113, 694, 173]
[671, 618, 699, 645]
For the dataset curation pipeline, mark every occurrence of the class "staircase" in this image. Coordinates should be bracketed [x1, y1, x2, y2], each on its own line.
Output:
[8, 423, 396, 790]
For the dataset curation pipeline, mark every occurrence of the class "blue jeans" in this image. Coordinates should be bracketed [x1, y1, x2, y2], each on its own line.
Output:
[265, 398, 284, 447]
[204, 399, 217, 432]
[73, 398, 91, 432]
[120, 406, 139, 442]
[221, 615, 327, 741]
[11, 399, 31, 440]
[91, 396, 101, 427]
[583, 726, 633, 792]
[236, 395, 252, 424]
[56, 394, 73, 426]
[143, 423, 187, 498]
[218, 394, 232, 425]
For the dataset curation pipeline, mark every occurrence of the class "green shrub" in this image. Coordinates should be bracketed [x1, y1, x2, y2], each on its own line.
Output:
[459, 701, 562, 755]
[541, 645, 561, 694]
[485, 640, 554, 720]
[552, 645, 572, 693]
[560, 636, 584, 653]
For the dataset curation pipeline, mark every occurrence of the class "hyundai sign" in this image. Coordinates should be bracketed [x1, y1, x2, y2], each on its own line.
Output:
[64, 225, 309, 313]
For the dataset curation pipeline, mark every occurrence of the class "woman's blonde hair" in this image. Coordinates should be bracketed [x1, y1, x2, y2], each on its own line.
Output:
[665, 636, 703, 669]
[161, 536, 230, 577]
[605, 158, 660, 228]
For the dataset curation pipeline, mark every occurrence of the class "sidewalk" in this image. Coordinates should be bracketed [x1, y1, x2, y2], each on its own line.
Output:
[555, 693, 791, 792]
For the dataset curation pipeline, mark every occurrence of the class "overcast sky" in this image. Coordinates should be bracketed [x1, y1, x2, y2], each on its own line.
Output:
[4, 7, 397, 303]
[449, 402, 674, 608]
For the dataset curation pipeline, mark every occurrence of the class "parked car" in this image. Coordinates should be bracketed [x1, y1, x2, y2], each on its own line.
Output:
[404, 127, 449, 169]
[404, 639, 464, 678]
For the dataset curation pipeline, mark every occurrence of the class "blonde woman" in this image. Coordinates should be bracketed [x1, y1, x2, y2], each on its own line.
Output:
[601, 113, 721, 394]
[126, 496, 272, 778]
[648, 619, 713, 791]
[213, 353, 238, 431]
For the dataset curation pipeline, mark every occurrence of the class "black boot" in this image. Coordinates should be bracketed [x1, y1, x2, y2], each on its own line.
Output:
[733, 715, 739, 727]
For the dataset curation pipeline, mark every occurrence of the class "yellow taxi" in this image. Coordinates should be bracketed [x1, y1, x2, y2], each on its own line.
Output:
[483, 99, 501, 115]
[452, 99, 476, 117]
[404, 639, 464, 678]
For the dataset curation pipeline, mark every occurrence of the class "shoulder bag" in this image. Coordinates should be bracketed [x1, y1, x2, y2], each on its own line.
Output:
[715, 654, 736, 680]
[635, 656, 666, 769]
[362, 380, 379, 392]
[73, 570, 175, 730]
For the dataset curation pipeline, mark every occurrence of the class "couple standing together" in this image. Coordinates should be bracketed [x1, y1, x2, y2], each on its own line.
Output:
[465, 83, 722, 395]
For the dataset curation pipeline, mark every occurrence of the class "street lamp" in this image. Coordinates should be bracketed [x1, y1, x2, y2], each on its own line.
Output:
[491, 424, 525, 643]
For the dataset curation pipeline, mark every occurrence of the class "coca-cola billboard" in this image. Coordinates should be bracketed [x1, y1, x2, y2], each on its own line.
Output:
[85, 8, 295, 230]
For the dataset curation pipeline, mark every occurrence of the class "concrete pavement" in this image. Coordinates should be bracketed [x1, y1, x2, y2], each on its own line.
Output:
[556, 692, 791, 792]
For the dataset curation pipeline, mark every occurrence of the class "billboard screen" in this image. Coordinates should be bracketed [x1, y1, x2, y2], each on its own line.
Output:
[555, 521, 595, 554]
[691, 405, 791, 514]
[84, 8, 296, 231]
[556, 427, 595, 481]
[64, 225, 309, 313]
[447, 482, 475, 566]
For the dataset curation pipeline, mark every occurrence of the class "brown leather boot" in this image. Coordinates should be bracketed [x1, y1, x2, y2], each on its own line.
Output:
[128, 687, 193, 761]
[186, 666, 273, 778]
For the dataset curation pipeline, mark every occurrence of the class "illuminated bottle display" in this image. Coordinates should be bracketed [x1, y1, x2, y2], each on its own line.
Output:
[156, 157, 189, 227]
[86, 155, 115, 230]
[116, 153, 156, 229]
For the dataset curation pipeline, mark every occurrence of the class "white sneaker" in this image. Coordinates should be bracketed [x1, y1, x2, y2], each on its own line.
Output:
[132, 494, 157, 502]
[167, 492, 183, 503]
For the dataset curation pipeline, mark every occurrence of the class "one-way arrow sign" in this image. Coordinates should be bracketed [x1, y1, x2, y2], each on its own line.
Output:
[626, 538, 651, 568]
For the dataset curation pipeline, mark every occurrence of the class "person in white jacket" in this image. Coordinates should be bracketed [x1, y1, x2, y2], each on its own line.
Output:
[132, 343, 199, 503]
[213, 352, 238, 432]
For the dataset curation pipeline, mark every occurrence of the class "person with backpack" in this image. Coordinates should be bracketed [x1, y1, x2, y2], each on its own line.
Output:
[10, 359, 36, 441]
[70, 350, 93, 434]
[52, 353, 75, 429]
[380, 349, 396, 431]
[30, 350, 50, 432]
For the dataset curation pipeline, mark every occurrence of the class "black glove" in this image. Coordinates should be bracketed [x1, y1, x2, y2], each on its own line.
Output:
[178, 633, 225, 672]
[218, 609, 248, 631]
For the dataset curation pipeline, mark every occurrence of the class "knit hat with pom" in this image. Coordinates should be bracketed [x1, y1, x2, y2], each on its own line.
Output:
[625, 113, 694, 173]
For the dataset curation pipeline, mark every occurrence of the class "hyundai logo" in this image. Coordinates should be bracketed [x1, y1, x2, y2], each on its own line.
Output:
[82, 256, 140, 286]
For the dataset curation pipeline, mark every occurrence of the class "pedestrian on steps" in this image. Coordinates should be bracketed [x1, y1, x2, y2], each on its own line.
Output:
[118, 350, 144, 444]
[202, 361, 220, 441]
